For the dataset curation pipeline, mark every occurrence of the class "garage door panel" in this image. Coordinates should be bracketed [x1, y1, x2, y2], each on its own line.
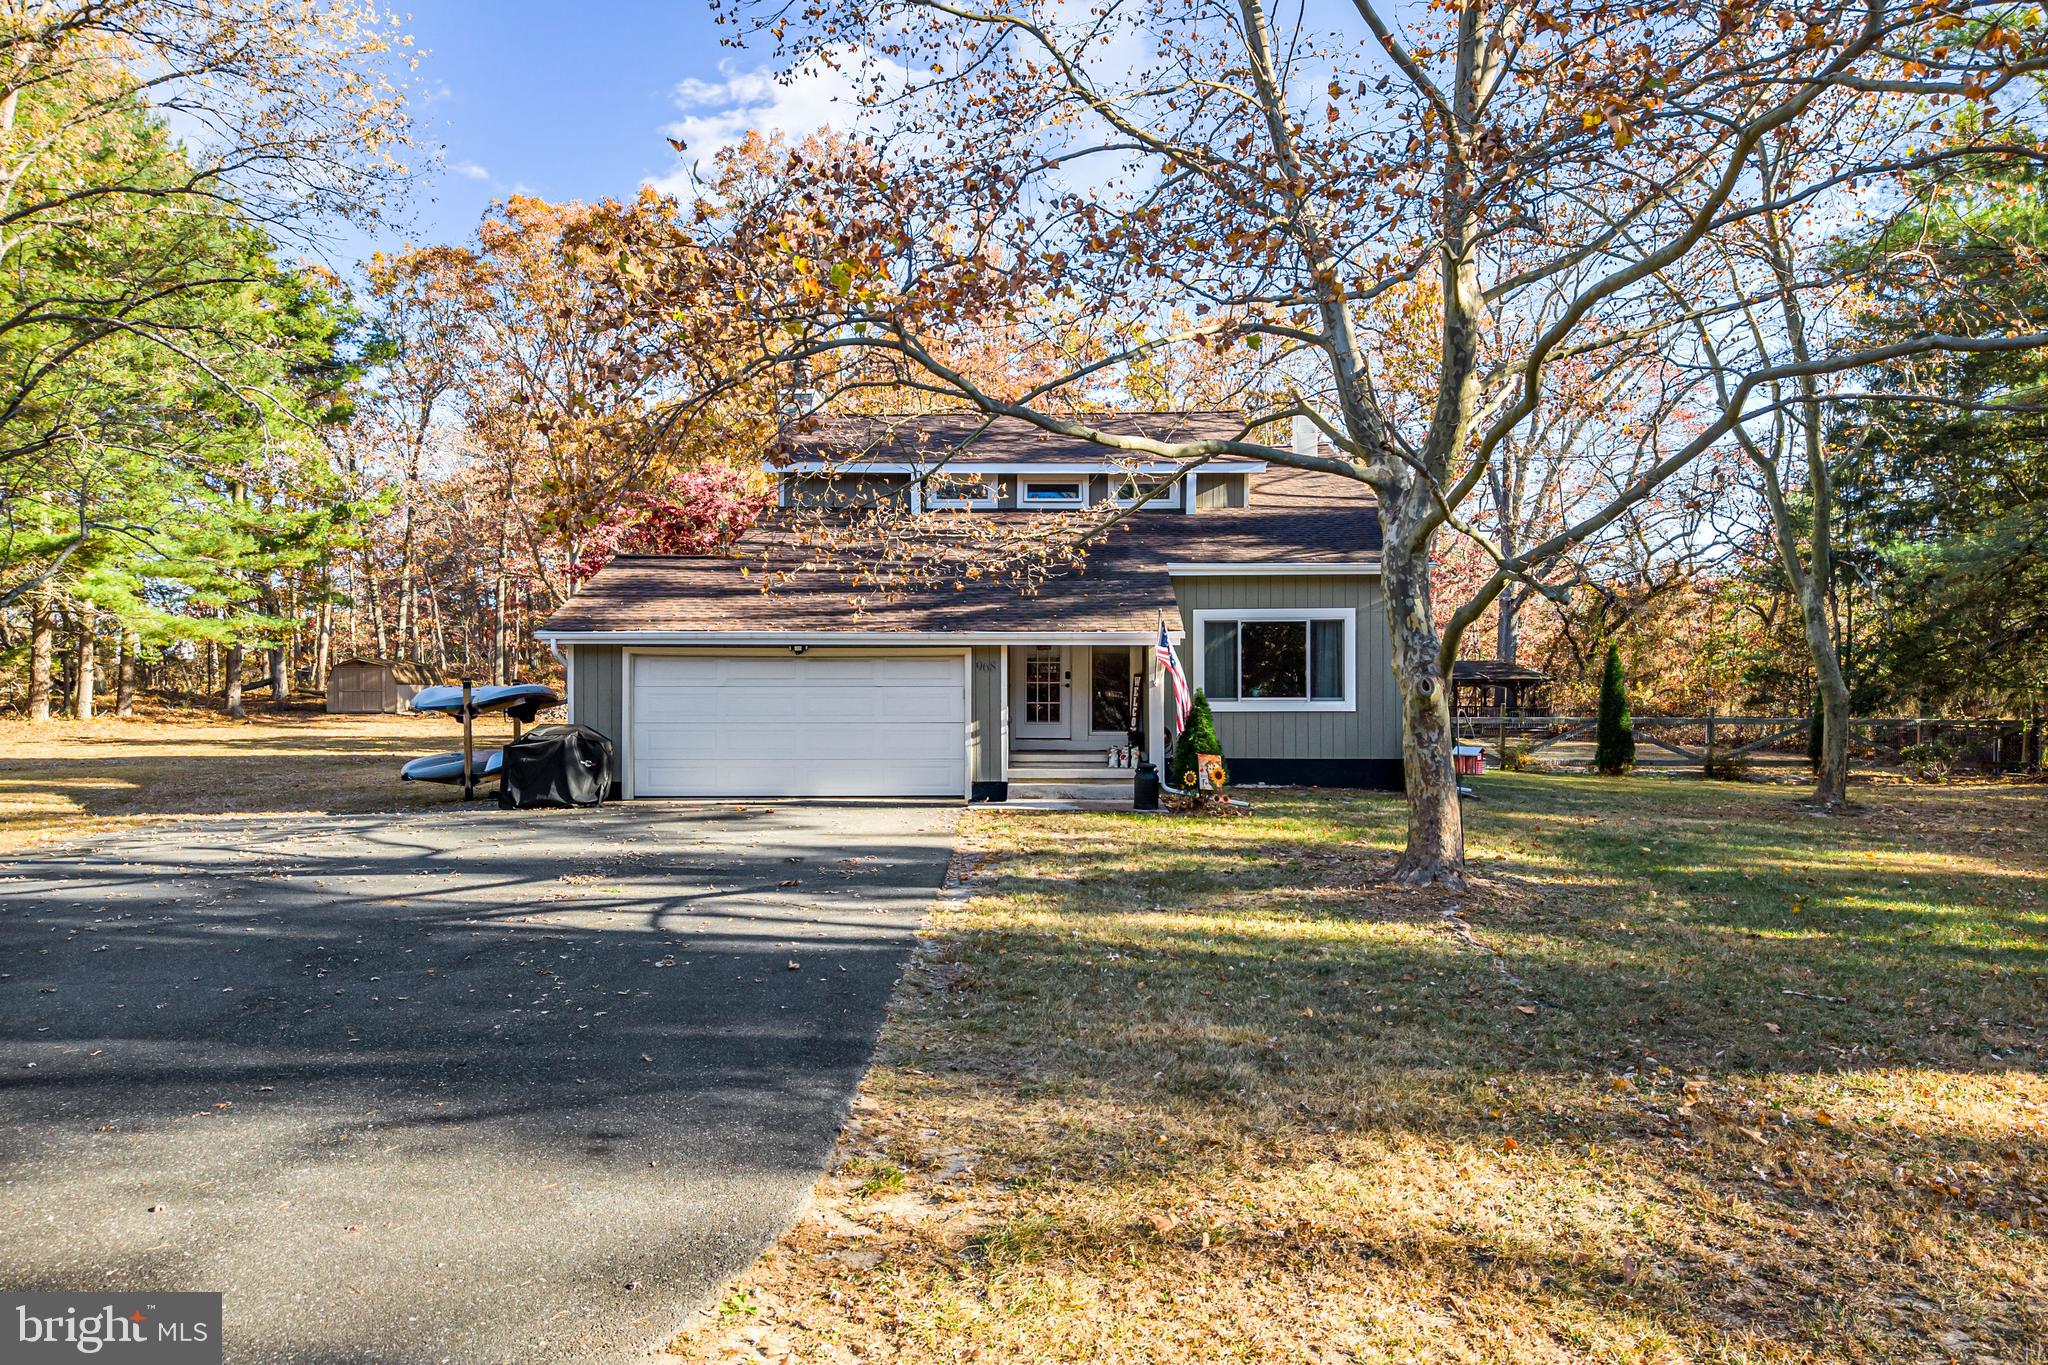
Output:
[637, 718, 960, 763]
[706, 686, 962, 726]
[637, 758, 965, 798]
[630, 653, 967, 798]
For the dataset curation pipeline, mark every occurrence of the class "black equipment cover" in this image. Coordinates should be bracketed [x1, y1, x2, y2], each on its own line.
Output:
[496, 724, 616, 809]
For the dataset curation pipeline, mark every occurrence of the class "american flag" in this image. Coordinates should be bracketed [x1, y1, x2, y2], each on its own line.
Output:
[1157, 619, 1190, 732]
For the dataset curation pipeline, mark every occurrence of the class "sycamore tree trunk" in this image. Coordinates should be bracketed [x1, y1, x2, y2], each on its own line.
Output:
[1751, 192, 1854, 811]
[27, 588, 53, 722]
[73, 604, 95, 721]
[1796, 570, 1852, 808]
[1380, 486, 1465, 886]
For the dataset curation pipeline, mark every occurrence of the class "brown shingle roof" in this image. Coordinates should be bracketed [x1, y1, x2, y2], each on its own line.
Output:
[775, 410, 1264, 467]
[539, 466, 1380, 636]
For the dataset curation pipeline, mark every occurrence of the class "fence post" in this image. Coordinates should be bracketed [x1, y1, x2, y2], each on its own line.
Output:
[1704, 709, 1716, 775]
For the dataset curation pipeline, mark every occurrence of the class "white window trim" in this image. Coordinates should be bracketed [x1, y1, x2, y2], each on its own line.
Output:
[926, 474, 1001, 509]
[1190, 608, 1356, 713]
[1109, 475, 1184, 510]
[1019, 476, 1090, 507]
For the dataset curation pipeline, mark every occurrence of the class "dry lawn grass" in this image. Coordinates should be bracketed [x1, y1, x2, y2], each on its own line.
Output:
[0, 700, 518, 853]
[673, 775, 2047, 1365]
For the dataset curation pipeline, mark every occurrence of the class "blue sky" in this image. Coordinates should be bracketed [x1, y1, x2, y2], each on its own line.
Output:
[345, 0, 839, 264]
[339, 0, 1384, 270]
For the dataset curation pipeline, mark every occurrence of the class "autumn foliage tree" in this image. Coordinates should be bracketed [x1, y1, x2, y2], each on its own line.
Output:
[683, 0, 2048, 884]
[0, 0, 417, 717]
[570, 466, 774, 584]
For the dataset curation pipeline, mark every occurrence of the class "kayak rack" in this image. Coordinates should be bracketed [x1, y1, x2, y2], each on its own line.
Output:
[402, 678, 564, 799]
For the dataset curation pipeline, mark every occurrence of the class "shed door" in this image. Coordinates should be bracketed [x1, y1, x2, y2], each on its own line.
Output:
[334, 665, 383, 712]
[629, 654, 966, 797]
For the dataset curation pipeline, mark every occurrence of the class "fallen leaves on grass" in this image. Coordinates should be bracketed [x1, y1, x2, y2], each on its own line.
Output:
[671, 780, 2048, 1365]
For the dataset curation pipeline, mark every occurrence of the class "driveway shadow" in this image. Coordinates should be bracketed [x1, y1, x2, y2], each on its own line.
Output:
[0, 801, 959, 1363]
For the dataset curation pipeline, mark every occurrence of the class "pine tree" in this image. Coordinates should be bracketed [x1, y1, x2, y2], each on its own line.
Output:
[1170, 690, 1226, 789]
[1595, 644, 1635, 775]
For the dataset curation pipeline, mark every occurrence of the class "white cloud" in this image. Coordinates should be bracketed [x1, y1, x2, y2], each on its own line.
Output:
[648, 49, 896, 196]
[448, 159, 491, 181]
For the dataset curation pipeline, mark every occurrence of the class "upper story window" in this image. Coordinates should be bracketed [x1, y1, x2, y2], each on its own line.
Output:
[1019, 476, 1088, 507]
[1111, 475, 1184, 509]
[926, 472, 999, 509]
[1192, 609, 1354, 712]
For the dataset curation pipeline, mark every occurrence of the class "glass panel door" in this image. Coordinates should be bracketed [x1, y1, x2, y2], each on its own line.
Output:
[1089, 647, 1133, 735]
[1014, 647, 1071, 739]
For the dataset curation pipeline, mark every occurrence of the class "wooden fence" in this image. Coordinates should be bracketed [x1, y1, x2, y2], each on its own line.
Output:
[1463, 714, 2045, 773]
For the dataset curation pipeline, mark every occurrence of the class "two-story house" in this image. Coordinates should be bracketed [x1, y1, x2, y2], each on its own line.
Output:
[535, 411, 1401, 801]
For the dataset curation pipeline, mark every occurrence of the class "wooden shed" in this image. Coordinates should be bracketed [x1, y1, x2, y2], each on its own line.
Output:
[325, 656, 430, 714]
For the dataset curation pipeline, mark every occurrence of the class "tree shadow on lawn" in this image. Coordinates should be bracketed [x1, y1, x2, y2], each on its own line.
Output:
[964, 778, 2045, 1083]
[781, 785, 2044, 1361]
[0, 724, 523, 852]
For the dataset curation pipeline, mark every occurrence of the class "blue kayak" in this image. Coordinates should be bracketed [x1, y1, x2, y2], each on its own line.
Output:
[401, 748, 505, 784]
[409, 683, 561, 722]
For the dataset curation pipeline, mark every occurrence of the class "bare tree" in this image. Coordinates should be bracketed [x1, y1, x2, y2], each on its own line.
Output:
[686, 0, 2048, 882]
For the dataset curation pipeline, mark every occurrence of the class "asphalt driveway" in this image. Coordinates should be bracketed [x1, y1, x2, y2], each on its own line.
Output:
[0, 800, 959, 1363]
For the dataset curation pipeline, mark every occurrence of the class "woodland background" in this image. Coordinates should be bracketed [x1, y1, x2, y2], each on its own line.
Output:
[2, 5, 2043, 728]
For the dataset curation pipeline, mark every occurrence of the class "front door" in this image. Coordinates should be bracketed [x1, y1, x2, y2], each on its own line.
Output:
[1013, 646, 1071, 740]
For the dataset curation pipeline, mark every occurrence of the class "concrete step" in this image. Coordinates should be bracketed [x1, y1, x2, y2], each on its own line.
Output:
[1005, 776, 1132, 802]
[1007, 762, 1131, 779]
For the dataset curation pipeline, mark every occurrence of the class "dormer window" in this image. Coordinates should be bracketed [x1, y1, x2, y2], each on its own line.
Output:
[926, 472, 999, 509]
[1111, 475, 1184, 510]
[1020, 477, 1088, 507]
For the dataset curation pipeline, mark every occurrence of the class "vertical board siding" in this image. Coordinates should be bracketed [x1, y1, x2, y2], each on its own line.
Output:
[1172, 575, 1397, 760]
[1194, 474, 1248, 509]
[971, 645, 1004, 781]
[572, 644, 625, 745]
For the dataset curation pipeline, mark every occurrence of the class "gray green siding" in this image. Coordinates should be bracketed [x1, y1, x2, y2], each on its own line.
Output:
[1193, 473, 1247, 509]
[970, 645, 1004, 781]
[1172, 575, 1398, 760]
[568, 644, 625, 744]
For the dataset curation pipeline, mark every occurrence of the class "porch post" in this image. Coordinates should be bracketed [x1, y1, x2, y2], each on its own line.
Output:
[1147, 640, 1168, 775]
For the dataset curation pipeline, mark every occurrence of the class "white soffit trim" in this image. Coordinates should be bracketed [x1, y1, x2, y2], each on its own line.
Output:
[535, 629, 1181, 645]
[775, 460, 1269, 476]
[1166, 561, 1381, 576]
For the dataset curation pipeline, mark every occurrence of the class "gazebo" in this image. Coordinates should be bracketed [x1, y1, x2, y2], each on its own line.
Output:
[1452, 660, 1552, 718]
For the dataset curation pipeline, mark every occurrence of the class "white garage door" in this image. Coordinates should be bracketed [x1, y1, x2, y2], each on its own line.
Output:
[629, 654, 967, 797]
